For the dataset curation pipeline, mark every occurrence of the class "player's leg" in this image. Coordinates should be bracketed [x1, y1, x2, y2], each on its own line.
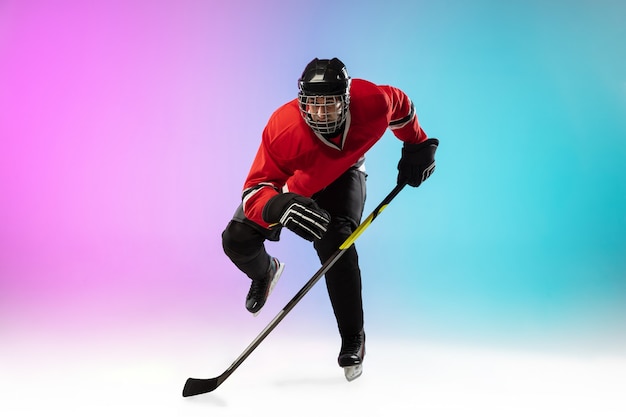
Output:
[313, 167, 367, 378]
[222, 205, 284, 315]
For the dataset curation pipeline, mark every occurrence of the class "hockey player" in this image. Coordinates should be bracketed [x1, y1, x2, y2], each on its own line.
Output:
[221, 58, 439, 381]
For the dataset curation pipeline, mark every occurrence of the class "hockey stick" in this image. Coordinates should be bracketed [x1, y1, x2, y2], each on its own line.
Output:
[182, 182, 407, 397]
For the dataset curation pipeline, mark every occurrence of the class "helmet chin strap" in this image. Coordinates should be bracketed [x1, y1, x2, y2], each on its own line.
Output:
[321, 123, 345, 140]
[310, 112, 351, 151]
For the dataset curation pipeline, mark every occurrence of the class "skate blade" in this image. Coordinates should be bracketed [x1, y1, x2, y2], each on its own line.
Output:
[343, 364, 363, 382]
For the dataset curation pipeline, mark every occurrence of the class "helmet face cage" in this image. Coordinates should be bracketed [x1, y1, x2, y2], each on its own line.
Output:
[297, 58, 351, 136]
[298, 92, 349, 136]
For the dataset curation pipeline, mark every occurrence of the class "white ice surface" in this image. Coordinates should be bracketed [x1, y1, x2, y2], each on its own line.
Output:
[2, 328, 625, 417]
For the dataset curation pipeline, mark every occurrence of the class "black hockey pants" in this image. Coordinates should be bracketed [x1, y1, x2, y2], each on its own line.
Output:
[221, 167, 367, 338]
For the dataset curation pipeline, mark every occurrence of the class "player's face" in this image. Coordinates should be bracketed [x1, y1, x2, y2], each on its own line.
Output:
[305, 96, 343, 123]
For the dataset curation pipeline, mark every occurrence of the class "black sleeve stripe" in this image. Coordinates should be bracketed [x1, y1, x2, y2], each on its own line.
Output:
[389, 102, 415, 129]
[242, 182, 278, 202]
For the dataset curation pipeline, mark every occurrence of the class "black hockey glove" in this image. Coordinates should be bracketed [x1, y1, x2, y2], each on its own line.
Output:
[397, 138, 439, 187]
[262, 193, 330, 241]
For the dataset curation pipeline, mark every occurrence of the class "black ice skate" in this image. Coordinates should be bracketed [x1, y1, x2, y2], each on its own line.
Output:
[338, 329, 365, 381]
[245, 257, 285, 316]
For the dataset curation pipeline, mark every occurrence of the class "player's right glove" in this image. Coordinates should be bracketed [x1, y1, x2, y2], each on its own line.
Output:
[262, 193, 330, 241]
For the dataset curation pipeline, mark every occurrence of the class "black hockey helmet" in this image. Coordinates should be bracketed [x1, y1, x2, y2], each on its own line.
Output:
[298, 58, 351, 96]
[297, 58, 351, 136]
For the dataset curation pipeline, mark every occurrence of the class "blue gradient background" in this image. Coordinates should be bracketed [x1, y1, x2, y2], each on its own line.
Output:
[1, 0, 625, 378]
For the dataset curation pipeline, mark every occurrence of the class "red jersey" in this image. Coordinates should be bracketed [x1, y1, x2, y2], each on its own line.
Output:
[242, 79, 427, 228]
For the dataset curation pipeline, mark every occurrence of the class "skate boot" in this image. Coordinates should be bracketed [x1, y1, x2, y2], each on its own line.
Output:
[245, 257, 284, 316]
[338, 329, 365, 381]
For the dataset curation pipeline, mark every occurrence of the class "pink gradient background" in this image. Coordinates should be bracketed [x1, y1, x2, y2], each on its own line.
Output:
[0, 1, 306, 335]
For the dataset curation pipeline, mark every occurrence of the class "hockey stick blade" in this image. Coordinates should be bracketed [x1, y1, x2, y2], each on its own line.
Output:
[182, 376, 221, 397]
